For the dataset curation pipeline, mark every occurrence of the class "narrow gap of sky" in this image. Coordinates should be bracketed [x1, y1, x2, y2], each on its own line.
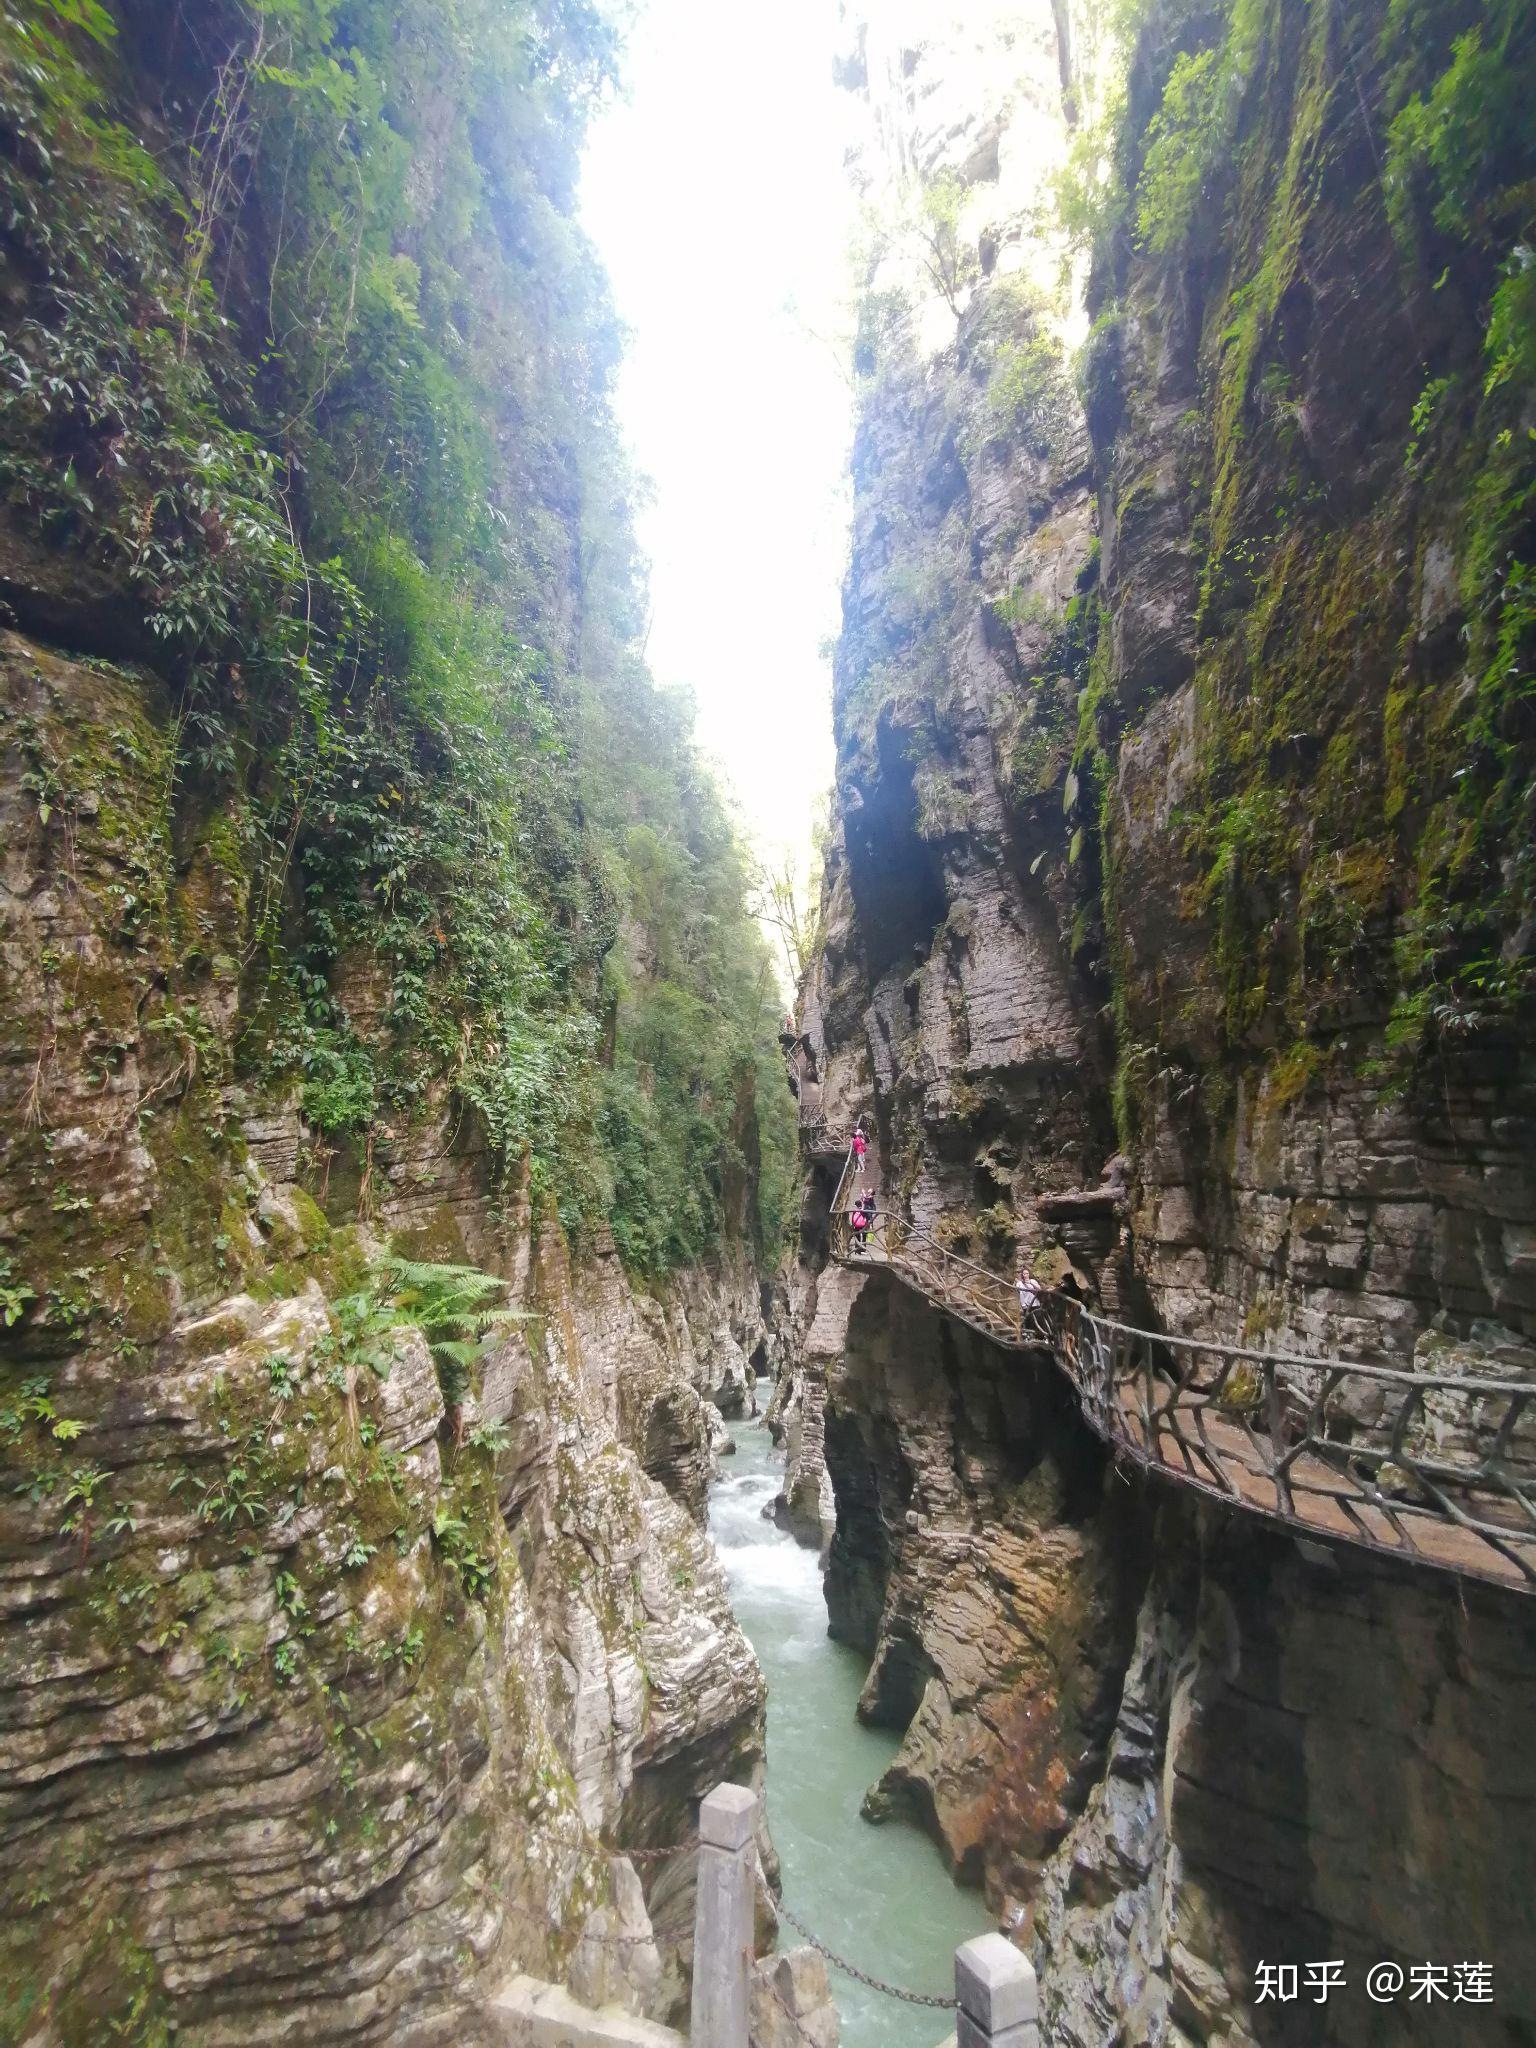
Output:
[581, 0, 853, 874]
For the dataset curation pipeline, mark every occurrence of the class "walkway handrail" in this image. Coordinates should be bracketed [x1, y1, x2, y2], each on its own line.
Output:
[603, 1784, 1004, 2037]
[825, 1199, 1536, 1596]
[802, 1116, 856, 1163]
[1074, 1308, 1533, 1396]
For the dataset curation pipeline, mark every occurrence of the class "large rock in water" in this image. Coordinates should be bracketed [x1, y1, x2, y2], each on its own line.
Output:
[570, 1234, 776, 1513]
[768, 1367, 834, 1554]
[750, 1948, 839, 2048]
[823, 1275, 1139, 1895]
[704, 1400, 734, 1465]
[770, 1264, 866, 1554]
[704, 1324, 758, 1419]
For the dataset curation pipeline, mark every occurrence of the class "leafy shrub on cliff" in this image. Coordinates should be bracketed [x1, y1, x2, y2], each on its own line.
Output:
[984, 332, 1076, 457]
[0, 0, 794, 1280]
[1135, 48, 1229, 253]
[915, 172, 981, 315]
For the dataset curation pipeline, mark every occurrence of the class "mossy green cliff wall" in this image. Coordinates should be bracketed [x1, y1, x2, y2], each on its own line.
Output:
[791, 1, 1536, 2040]
[0, 4, 781, 2039]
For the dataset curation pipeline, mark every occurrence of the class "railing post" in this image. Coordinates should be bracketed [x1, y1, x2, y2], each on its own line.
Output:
[691, 1782, 757, 2048]
[955, 1933, 1038, 2048]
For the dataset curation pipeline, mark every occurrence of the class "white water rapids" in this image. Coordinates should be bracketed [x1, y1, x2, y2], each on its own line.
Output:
[707, 1400, 988, 2047]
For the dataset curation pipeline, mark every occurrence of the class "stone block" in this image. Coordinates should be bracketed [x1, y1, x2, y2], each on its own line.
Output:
[956, 2011, 1038, 2048]
[486, 1975, 684, 2047]
[956, 1931, 1038, 2032]
[700, 1780, 758, 1850]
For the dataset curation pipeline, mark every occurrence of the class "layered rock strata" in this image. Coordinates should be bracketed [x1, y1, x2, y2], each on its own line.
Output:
[572, 1236, 772, 1522]
[1033, 1509, 1536, 2048]
[793, 0, 1536, 2039]
[823, 1274, 1140, 1896]
[0, 642, 766, 2042]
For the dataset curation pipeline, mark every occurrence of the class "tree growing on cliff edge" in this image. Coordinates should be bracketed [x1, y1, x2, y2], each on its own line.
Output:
[914, 171, 982, 315]
[750, 843, 826, 990]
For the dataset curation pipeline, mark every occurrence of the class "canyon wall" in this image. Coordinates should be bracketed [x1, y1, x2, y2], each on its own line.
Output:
[0, 620, 769, 2044]
[0, 4, 788, 2040]
[791, 0, 1536, 2039]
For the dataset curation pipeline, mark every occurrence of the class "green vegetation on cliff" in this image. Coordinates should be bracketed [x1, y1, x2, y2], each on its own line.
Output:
[1062, 0, 1535, 1117]
[0, 8, 780, 2031]
[0, 0, 793, 1284]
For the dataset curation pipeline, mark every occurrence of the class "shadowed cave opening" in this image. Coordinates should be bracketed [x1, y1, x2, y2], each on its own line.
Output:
[842, 709, 949, 983]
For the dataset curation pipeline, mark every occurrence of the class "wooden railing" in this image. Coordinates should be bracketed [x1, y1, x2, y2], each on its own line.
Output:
[799, 1113, 855, 1160]
[826, 1201, 1536, 1597]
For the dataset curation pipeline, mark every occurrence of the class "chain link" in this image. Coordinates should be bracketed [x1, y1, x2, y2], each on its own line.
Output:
[575, 1840, 690, 1950]
[596, 1834, 953, 2010]
[577, 1926, 849, 2046]
[773, 1897, 951, 2009]
[580, 1839, 690, 1951]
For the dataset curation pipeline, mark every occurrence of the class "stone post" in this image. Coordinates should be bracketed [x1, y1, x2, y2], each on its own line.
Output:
[690, 1783, 757, 2048]
[954, 1932, 1038, 2048]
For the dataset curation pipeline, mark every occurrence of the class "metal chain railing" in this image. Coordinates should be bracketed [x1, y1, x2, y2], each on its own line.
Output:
[773, 1896, 950, 2009]
[591, 1827, 952, 2011]
[571, 1839, 691, 1949]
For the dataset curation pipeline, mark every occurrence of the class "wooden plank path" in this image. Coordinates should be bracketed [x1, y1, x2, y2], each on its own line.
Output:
[816, 1136, 1536, 1596]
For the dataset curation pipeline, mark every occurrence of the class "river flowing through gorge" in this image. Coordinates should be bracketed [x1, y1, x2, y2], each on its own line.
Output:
[708, 1398, 989, 2048]
[3, 1, 1534, 2040]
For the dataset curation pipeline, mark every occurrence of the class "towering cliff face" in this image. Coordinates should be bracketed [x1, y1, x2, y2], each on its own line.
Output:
[790, 0, 1136, 1930]
[0, 3, 787, 2039]
[792, 0, 1536, 2038]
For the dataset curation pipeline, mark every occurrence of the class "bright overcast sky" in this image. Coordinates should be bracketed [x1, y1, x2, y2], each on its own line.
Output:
[581, 0, 854, 872]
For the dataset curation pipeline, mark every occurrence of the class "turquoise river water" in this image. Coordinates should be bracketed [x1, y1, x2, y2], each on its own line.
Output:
[708, 1403, 988, 2048]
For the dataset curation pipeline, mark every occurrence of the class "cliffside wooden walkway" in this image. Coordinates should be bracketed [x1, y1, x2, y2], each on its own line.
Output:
[819, 1135, 1536, 1596]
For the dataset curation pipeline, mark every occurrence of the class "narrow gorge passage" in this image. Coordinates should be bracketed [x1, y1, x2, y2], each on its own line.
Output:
[3, 0, 1535, 2041]
[709, 1405, 989, 2048]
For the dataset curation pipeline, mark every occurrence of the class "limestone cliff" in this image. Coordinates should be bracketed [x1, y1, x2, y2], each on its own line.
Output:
[790, 0, 1536, 2039]
[0, 3, 787, 2040]
[578, 1243, 774, 1523]
[0, 630, 767, 2043]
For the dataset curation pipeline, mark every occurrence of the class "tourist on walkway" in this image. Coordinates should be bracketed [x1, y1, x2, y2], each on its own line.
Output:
[850, 1197, 870, 1253]
[1016, 1262, 1041, 1325]
[851, 1120, 868, 1166]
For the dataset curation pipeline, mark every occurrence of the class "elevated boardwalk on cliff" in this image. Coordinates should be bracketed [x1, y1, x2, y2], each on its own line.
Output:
[812, 1121, 1536, 1596]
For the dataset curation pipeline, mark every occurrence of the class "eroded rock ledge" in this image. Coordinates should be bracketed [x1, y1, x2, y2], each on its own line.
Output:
[0, 624, 769, 2041]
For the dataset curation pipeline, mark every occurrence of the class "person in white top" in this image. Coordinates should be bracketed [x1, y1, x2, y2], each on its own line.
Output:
[1016, 1262, 1042, 1320]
